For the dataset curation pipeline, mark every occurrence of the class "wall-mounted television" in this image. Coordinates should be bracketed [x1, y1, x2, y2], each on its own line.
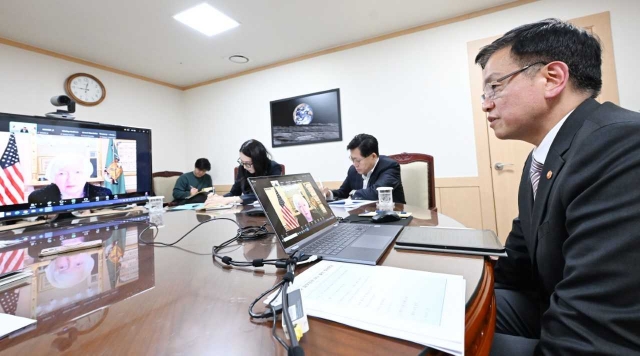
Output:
[270, 88, 342, 148]
[0, 112, 153, 221]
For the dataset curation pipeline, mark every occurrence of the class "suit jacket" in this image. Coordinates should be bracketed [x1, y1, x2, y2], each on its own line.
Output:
[225, 160, 282, 205]
[28, 183, 113, 205]
[332, 155, 406, 204]
[495, 99, 640, 354]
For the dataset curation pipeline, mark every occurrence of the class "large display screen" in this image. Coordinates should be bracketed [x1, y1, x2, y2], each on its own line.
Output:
[0, 112, 152, 220]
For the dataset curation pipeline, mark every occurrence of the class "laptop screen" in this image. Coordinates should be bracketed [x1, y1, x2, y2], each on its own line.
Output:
[248, 173, 337, 250]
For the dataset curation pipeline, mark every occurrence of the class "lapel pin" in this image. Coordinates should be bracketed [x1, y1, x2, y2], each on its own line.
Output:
[546, 171, 553, 179]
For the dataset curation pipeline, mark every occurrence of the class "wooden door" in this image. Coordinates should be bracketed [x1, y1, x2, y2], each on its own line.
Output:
[467, 12, 619, 242]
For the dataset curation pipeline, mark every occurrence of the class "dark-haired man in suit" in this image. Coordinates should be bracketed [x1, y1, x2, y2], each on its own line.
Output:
[321, 134, 405, 204]
[476, 19, 640, 355]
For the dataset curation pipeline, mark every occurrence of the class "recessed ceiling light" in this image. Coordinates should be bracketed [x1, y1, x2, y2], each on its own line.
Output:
[229, 55, 249, 64]
[173, 3, 239, 37]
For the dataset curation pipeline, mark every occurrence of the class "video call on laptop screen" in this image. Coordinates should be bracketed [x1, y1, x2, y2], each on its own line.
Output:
[249, 174, 336, 250]
[0, 112, 153, 220]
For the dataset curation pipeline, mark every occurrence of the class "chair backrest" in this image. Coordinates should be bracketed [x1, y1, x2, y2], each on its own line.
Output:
[388, 153, 436, 210]
[234, 164, 286, 180]
[152, 171, 183, 204]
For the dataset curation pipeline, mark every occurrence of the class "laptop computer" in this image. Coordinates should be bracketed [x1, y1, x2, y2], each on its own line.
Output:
[248, 173, 403, 265]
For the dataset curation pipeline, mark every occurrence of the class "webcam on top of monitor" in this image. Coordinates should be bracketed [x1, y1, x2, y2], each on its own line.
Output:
[46, 95, 76, 120]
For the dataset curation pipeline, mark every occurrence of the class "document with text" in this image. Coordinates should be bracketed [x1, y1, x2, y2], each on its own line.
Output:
[268, 261, 465, 355]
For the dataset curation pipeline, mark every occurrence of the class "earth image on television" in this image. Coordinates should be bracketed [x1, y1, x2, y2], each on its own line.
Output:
[293, 103, 313, 125]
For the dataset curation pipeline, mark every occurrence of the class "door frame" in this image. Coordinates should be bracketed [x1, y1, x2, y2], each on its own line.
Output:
[466, 11, 619, 235]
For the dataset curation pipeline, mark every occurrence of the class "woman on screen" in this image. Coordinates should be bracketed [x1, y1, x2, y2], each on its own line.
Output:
[45, 252, 95, 289]
[292, 193, 322, 223]
[205, 139, 282, 206]
[28, 155, 113, 205]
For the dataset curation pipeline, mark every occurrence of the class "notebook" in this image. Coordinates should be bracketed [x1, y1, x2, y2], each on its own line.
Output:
[394, 226, 507, 257]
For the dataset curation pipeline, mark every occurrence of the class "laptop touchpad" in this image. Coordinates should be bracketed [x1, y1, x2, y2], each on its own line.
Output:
[351, 235, 390, 249]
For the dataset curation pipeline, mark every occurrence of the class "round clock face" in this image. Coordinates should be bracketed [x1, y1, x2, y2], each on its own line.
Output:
[66, 74, 105, 106]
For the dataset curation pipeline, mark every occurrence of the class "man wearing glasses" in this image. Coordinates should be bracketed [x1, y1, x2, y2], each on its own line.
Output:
[172, 158, 213, 204]
[322, 134, 405, 203]
[477, 19, 640, 355]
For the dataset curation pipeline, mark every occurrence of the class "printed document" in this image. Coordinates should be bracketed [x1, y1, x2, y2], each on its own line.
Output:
[268, 261, 465, 355]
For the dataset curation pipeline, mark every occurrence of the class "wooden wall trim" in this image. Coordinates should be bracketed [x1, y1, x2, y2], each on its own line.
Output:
[290, 177, 481, 190]
[0, 37, 182, 90]
[1, 1, 536, 92]
[214, 184, 234, 195]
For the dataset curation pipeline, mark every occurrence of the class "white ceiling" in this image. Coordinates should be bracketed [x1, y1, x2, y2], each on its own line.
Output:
[0, 0, 516, 88]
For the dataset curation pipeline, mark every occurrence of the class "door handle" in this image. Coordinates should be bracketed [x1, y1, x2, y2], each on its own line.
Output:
[494, 162, 514, 171]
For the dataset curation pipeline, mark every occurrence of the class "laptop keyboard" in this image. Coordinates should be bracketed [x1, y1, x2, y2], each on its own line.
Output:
[302, 224, 371, 256]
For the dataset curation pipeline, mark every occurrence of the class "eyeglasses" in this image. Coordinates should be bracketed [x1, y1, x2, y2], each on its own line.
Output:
[237, 159, 253, 168]
[481, 61, 546, 102]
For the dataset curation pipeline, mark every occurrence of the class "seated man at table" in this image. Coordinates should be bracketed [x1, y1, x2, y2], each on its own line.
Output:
[172, 158, 213, 205]
[475, 19, 640, 355]
[321, 134, 405, 204]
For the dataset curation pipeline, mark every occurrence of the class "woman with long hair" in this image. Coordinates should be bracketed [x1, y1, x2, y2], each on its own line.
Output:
[205, 139, 282, 206]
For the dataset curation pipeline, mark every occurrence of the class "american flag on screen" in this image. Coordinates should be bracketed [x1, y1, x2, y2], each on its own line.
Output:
[0, 248, 25, 274]
[0, 133, 25, 205]
[0, 288, 20, 315]
[275, 189, 299, 230]
[0, 248, 25, 315]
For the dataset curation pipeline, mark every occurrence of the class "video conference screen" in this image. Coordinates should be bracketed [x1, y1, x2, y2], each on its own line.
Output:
[0, 113, 152, 220]
[249, 174, 336, 249]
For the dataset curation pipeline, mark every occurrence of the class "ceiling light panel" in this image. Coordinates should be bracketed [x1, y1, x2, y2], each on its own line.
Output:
[173, 3, 239, 37]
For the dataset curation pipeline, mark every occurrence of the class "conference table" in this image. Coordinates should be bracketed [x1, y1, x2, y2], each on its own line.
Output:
[0, 203, 495, 355]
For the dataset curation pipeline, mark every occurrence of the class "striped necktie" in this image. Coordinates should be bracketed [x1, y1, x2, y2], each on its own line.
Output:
[530, 157, 543, 200]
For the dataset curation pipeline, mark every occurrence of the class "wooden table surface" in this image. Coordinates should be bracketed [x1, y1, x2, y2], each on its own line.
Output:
[0, 203, 494, 355]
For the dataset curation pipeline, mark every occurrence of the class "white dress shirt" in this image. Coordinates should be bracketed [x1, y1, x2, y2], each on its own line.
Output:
[532, 110, 574, 164]
[326, 158, 379, 200]
[362, 158, 379, 190]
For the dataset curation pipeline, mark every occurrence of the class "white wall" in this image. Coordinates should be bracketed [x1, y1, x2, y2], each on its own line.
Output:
[2, 0, 638, 182]
[184, 0, 640, 185]
[0, 44, 188, 172]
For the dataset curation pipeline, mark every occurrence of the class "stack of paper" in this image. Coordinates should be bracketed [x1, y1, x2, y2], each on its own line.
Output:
[328, 199, 377, 211]
[268, 261, 465, 355]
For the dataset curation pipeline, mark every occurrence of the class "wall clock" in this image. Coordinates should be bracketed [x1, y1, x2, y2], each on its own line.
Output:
[65, 73, 106, 106]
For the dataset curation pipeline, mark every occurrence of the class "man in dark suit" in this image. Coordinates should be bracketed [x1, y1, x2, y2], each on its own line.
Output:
[322, 134, 405, 204]
[476, 19, 640, 355]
